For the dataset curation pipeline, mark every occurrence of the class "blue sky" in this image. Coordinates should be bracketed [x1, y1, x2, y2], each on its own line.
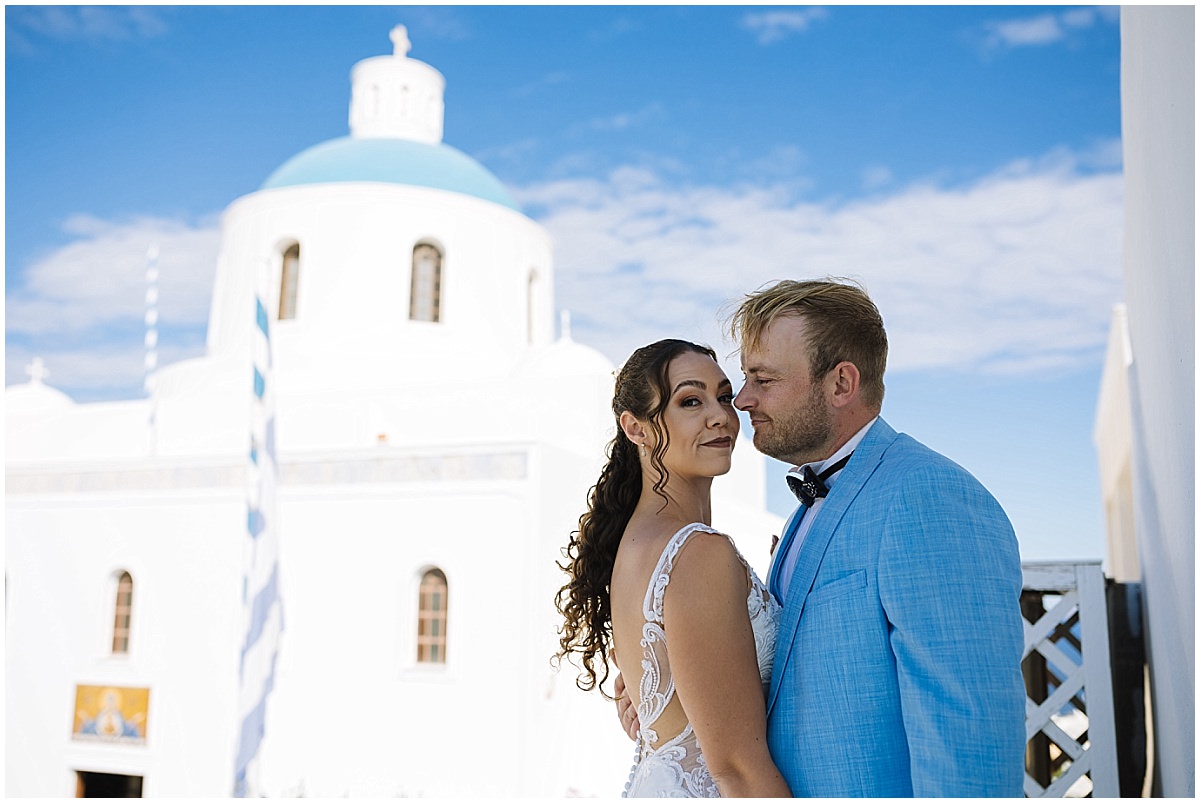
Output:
[5, 5, 1124, 561]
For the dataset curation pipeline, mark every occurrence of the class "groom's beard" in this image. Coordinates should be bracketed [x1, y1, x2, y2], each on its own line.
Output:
[751, 389, 833, 466]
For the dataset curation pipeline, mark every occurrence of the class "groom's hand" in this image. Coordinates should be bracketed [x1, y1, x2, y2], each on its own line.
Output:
[614, 672, 639, 741]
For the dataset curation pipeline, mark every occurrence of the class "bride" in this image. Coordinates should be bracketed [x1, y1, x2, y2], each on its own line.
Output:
[555, 339, 790, 798]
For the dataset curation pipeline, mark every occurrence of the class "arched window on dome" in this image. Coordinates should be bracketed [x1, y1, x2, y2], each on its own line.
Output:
[279, 243, 300, 320]
[111, 571, 134, 655]
[417, 568, 448, 664]
[410, 243, 443, 323]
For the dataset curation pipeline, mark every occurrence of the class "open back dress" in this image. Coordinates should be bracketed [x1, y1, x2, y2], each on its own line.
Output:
[623, 523, 781, 798]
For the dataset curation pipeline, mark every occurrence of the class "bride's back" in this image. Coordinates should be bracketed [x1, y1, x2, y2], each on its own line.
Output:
[610, 517, 695, 745]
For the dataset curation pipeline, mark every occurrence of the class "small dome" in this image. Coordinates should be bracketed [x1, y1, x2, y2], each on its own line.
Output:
[6, 379, 75, 412]
[523, 335, 615, 379]
[260, 137, 520, 211]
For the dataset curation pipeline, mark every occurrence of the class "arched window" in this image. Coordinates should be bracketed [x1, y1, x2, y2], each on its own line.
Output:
[279, 243, 300, 320]
[112, 572, 133, 655]
[417, 569, 448, 664]
[410, 243, 442, 322]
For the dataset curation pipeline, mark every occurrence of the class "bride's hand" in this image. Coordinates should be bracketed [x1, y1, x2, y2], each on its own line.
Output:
[614, 672, 639, 741]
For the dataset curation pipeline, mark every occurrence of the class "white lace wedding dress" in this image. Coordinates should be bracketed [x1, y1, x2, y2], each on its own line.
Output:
[622, 523, 781, 798]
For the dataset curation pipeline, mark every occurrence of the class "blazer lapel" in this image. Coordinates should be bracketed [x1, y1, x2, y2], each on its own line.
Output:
[766, 418, 899, 715]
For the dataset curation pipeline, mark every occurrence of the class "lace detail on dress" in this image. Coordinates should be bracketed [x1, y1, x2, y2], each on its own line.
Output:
[622, 523, 781, 798]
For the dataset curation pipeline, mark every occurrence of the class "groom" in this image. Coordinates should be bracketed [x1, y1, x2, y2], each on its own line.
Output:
[728, 278, 1026, 796]
[615, 277, 1027, 796]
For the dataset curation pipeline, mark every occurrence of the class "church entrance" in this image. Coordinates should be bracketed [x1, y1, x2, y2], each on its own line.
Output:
[75, 771, 143, 797]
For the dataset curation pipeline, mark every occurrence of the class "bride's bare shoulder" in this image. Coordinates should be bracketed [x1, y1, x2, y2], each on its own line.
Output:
[616, 517, 686, 559]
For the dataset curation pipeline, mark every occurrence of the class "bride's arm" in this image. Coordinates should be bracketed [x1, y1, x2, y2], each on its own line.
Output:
[664, 534, 791, 798]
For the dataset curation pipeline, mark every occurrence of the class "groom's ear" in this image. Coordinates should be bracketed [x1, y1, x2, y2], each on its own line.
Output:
[618, 411, 646, 445]
[828, 361, 861, 409]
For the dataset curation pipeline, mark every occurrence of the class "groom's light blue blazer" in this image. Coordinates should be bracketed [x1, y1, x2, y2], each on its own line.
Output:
[765, 418, 1026, 797]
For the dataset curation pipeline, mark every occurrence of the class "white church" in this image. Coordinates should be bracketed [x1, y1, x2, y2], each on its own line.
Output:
[6, 27, 781, 797]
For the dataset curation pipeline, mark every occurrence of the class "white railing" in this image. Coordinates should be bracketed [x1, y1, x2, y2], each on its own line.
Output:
[1021, 561, 1120, 797]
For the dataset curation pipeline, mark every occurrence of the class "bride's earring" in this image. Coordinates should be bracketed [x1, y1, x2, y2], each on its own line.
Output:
[641, 443, 648, 458]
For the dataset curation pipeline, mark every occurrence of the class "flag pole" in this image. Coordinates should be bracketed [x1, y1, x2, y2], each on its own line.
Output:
[234, 258, 285, 796]
[144, 244, 159, 456]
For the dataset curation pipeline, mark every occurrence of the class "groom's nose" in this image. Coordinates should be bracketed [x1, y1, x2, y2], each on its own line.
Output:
[733, 385, 753, 411]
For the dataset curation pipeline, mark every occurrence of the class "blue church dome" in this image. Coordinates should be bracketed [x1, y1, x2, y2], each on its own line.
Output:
[260, 137, 520, 212]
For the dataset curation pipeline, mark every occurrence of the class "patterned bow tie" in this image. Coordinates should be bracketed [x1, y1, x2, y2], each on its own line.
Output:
[786, 453, 853, 507]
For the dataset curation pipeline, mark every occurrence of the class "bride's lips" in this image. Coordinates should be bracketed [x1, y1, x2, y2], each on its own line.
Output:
[702, 437, 732, 448]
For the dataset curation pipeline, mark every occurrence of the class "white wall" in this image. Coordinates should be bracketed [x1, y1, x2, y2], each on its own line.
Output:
[1119, 6, 1195, 796]
[259, 480, 536, 796]
[1094, 304, 1139, 582]
[5, 490, 245, 796]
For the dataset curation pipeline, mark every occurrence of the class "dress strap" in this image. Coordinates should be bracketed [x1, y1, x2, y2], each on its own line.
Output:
[642, 522, 724, 625]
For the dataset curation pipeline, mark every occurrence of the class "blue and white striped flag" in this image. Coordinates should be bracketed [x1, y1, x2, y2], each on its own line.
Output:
[234, 293, 284, 797]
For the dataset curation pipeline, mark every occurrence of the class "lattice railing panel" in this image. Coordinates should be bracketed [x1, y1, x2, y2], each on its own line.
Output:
[1021, 562, 1118, 797]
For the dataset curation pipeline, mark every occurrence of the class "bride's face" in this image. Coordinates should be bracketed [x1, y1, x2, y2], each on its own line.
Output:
[653, 351, 739, 480]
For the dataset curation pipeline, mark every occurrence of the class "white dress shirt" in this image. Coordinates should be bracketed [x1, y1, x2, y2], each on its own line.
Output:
[775, 417, 879, 601]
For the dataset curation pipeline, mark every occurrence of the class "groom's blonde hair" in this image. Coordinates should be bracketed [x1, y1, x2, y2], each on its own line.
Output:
[727, 277, 888, 408]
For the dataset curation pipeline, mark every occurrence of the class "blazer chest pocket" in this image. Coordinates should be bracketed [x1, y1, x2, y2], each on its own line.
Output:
[807, 569, 866, 607]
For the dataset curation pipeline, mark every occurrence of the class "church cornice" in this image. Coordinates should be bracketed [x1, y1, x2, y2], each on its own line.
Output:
[6, 449, 529, 495]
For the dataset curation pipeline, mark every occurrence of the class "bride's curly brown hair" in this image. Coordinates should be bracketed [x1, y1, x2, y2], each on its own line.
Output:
[554, 339, 719, 697]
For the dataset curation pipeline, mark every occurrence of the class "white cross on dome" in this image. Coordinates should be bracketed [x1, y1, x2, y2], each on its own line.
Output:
[25, 357, 49, 384]
[390, 25, 411, 58]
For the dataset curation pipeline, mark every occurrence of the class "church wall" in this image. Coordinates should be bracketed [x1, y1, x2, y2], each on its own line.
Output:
[150, 355, 252, 458]
[5, 490, 245, 796]
[275, 382, 557, 457]
[5, 363, 252, 462]
[259, 464, 540, 795]
[6, 400, 153, 463]
[518, 360, 617, 459]
[244, 433, 640, 797]
[526, 442, 635, 796]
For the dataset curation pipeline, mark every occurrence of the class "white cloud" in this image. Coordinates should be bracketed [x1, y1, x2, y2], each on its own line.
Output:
[396, 7, 472, 43]
[8, 214, 220, 335]
[1061, 8, 1100, 30]
[861, 165, 895, 191]
[986, 14, 1065, 48]
[6, 214, 220, 394]
[516, 145, 1123, 378]
[475, 136, 544, 170]
[6, 147, 1123, 400]
[577, 103, 668, 134]
[981, 6, 1118, 51]
[510, 70, 572, 99]
[7, 6, 168, 46]
[741, 8, 829, 45]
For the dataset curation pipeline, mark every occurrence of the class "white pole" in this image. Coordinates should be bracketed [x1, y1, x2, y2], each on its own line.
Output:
[145, 244, 159, 454]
